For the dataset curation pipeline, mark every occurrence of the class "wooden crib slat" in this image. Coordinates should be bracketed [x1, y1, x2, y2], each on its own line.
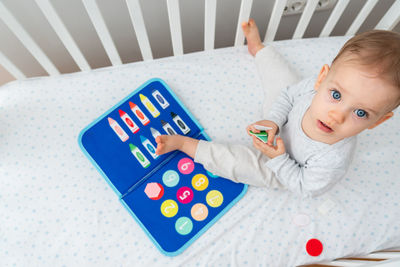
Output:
[166, 0, 183, 56]
[125, 0, 153, 60]
[82, 0, 122, 65]
[345, 0, 379, 36]
[264, 0, 286, 42]
[0, 51, 26, 79]
[234, 0, 253, 46]
[375, 0, 400, 31]
[35, 0, 91, 71]
[0, 2, 59, 76]
[319, 0, 350, 37]
[292, 0, 319, 39]
[204, 0, 217, 50]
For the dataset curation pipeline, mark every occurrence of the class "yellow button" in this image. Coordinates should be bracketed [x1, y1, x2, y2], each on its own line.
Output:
[206, 190, 223, 208]
[160, 199, 178, 218]
[192, 174, 209, 191]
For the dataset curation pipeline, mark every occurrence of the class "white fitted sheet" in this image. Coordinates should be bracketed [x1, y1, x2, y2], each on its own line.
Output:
[1, 36, 399, 266]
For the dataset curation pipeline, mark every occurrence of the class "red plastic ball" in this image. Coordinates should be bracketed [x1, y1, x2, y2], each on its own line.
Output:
[306, 238, 323, 256]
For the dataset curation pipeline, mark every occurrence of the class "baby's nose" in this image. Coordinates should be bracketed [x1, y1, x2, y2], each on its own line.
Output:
[328, 110, 345, 124]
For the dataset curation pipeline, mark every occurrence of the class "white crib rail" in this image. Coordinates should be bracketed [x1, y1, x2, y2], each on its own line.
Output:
[0, 0, 399, 81]
[82, 0, 122, 66]
[346, 0, 379, 36]
[292, 0, 319, 39]
[166, 0, 183, 56]
[234, 0, 253, 46]
[0, 1, 59, 76]
[204, 0, 217, 50]
[376, 0, 400, 30]
[126, 0, 153, 61]
[319, 0, 350, 37]
[264, 0, 286, 42]
[36, 0, 91, 71]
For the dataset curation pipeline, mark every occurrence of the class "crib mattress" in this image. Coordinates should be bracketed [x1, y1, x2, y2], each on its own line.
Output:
[1, 36, 399, 266]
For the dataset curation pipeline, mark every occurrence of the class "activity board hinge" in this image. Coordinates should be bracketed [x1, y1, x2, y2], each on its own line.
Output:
[120, 131, 204, 200]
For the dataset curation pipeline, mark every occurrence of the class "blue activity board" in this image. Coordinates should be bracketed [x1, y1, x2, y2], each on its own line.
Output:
[78, 78, 247, 256]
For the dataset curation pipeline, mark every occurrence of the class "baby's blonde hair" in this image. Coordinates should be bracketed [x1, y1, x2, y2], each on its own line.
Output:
[332, 30, 400, 108]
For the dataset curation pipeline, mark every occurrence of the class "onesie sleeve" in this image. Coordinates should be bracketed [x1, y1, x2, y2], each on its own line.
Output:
[265, 138, 356, 198]
[265, 77, 315, 130]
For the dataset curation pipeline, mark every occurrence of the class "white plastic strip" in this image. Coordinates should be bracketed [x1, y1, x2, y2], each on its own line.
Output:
[375, 0, 400, 31]
[35, 0, 90, 71]
[234, 0, 253, 46]
[345, 0, 378, 36]
[264, 0, 286, 42]
[0, 2, 59, 76]
[319, 0, 350, 37]
[318, 259, 373, 266]
[204, 0, 217, 50]
[362, 258, 400, 267]
[83, 0, 122, 65]
[0, 51, 26, 79]
[166, 0, 183, 56]
[292, 0, 319, 39]
[126, 0, 153, 60]
[362, 252, 400, 259]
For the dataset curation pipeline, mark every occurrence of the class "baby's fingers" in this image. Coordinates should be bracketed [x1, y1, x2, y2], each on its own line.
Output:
[247, 125, 259, 135]
[276, 137, 286, 154]
[267, 131, 275, 146]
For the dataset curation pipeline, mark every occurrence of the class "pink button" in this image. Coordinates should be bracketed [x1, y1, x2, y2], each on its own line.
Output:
[177, 158, 194, 175]
[176, 186, 193, 204]
[144, 182, 164, 200]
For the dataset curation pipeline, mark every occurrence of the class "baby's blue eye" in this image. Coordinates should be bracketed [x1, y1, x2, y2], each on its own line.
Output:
[355, 109, 367, 118]
[331, 90, 341, 100]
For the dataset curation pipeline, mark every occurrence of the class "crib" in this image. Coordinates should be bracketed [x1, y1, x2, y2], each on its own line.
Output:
[1, 0, 400, 266]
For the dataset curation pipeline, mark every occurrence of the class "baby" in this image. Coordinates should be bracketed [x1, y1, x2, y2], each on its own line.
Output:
[155, 19, 400, 197]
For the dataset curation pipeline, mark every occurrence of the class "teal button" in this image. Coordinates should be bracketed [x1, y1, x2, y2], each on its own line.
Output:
[175, 217, 193, 235]
[162, 170, 180, 187]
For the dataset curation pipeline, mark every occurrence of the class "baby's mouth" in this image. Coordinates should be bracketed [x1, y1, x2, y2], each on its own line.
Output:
[317, 120, 333, 133]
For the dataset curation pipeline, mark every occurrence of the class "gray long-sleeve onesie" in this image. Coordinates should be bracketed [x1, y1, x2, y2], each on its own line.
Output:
[194, 46, 356, 198]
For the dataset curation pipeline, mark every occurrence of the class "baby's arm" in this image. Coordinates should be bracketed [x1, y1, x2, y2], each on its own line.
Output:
[264, 77, 313, 131]
[156, 135, 284, 188]
[266, 141, 356, 197]
[155, 135, 199, 158]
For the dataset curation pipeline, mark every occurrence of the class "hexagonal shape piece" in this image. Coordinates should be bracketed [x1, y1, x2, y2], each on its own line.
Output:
[144, 182, 164, 200]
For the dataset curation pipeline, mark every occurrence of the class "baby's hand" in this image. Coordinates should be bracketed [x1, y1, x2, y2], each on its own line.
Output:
[246, 120, 279, 147]
[251, 135, 286, 159]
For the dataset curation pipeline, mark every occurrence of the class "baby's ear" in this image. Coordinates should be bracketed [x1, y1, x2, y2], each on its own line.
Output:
[368, 111, 394, 129]
[314, 64, 330, 91]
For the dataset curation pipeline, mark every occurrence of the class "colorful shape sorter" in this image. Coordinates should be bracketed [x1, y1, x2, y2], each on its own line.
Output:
[78, 78, 247, 256]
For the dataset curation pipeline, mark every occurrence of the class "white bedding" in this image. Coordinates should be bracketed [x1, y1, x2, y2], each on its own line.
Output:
[1, 36, 399, 266]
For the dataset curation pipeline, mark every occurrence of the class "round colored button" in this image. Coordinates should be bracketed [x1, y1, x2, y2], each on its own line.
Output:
[206, 190, 223, 208]
[160, 199, 178, 218]
[163, 170, 180, 187]
[206, 170, 219, 178]
[176, 186, 194, 204]
[191, 203, 208, 221]
[306, 238, 323, 257]
[175, 217, 193, 235]
[178, 158, 194, 175]
[192, 174, 209, 191]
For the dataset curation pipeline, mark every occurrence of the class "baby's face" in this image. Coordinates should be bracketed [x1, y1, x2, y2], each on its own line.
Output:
[303, 61, 398, 144]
